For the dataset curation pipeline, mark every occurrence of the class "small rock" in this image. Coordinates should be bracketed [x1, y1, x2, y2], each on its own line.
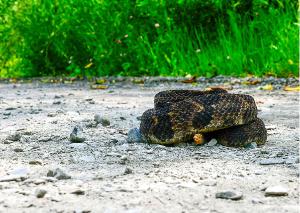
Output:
[47, 112, 57, 117]
[9, 168, 30, 176]
[119, 155, 128, 164]
[245, 142, 257, 149]
[124, 167, 133, 175]
[94, 114, 110, 126]
[5, 107, 16, 110]
[127, 128, 143, 143]
[71, 189, 85, 195]
[3, 112, 11, 116]
[35, 189, 47, 198]
[259, 158, 285, 165]
[29, 160, 42, 165]
[47, 168, 71, 180]
[265, 185, 288, 196]
[207, 139, 218, 146]
[53, 101, 61, 105]
[6, 132, 21, 141]
[215, 191, 243, 200]
[251, 198, 263, 204]
[54, 95, 64, 99]
[285, 158, 298, 164]
[70, 125, 86, 143]
[13, 148, 24, 152]
[0, 175, 28, 182]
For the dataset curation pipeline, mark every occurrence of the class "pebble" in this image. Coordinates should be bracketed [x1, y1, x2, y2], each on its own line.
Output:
[5, 107, 17, 110]
[119, 155, 128, 164]
[215, 191, 243, 200]
[94, 114, 110, 126]
[29, 160, 42, 165]
[207, 139, 218, 146]
[6, 132, 22, 141]
[13, 148, 24, 152]
[70, 125, 86, 143]
[251, 198, 264, 204]
[0, 175, 28, 182]
[35, 189, 47, 198]
[53, 101, 62, 105]
[285, 158, 298, 164]
[265, 185, 288, 196]
[127, 128, 143, 143]
[259, 158, 285, 165]
[245, 142, 257, 149]
[124, 167, 133, 175]
[71, 189, 85, 195]
[9, 168, 30, 176]
[47, 168, 71, 180]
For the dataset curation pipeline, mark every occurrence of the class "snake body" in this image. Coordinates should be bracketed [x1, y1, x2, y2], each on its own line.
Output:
[140, 89, 267, 147]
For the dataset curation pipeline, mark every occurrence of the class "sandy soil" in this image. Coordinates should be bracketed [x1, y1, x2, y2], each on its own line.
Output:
[0, 80, 299, 213]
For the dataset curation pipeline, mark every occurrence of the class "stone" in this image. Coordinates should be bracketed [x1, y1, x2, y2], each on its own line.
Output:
[71, 189, 85, 195]
[70, 125, 86, 143]
[265, 185, 288, 196]
[207, 139, 218, 146]
[13, 148, 24, 152]
[119, 155, 128, 165]
[8, 168, 30, 176]
[94, 114, 110, 126]
[259, 158, 285, 165]
[47, 168, 71, 180]
[35, 189, 47, 198]
[127, 128, 143, 143]
[245, 142, 257, 149]
[124, 167, 133, 175]
[29, 160, 42, 165]
[5, 107, 17, 110]
[0, 175, 28, 182]
[6, 132, 21, 141]
[215, 191, 243, 200]
[53, 101, 61, 105]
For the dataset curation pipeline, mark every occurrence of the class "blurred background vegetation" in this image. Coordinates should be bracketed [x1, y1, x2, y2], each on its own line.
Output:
[0, 0, 298, 78]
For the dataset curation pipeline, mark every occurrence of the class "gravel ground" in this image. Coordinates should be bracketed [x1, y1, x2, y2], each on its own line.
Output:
[0, 77, 299, 213]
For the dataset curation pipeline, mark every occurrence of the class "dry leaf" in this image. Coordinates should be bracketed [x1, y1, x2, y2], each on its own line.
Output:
[193, 134, 205, 145]
[132, 79, 144, 84]
[260, 84, 273, 91]
[283, 86, 300, 92]
[182, 76, 197, 83]
[242, 79, 261, 85]
[205, 86, 233, 91]
[90, 85, 108, 90]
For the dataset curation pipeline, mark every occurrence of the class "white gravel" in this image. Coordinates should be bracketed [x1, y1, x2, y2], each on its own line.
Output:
[0, 81, 299, 213]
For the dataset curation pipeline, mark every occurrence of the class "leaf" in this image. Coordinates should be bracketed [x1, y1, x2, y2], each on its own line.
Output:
[90, 84, 108, 90]
[283, 86, 300, 92]
[260, 84, 273, 91]
[84, 62, 93, 69]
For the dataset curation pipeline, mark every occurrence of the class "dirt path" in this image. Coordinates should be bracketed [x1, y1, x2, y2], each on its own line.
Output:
[0, 80, 299, 213]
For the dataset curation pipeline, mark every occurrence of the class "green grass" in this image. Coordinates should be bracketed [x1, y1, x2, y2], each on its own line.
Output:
[0, 0, 298, 78]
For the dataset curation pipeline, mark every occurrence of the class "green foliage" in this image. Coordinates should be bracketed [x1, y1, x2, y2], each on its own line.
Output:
[0, 0, 298, 78]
